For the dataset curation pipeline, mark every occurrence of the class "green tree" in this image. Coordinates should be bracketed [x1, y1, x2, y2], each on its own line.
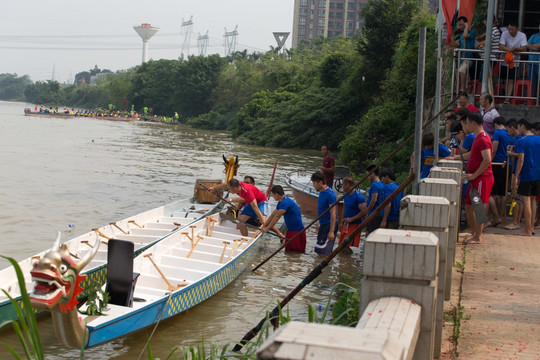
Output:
[0, 73, 32, 100]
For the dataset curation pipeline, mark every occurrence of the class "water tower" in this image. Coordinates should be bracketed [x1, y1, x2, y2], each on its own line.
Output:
[133, 23, 159, 63]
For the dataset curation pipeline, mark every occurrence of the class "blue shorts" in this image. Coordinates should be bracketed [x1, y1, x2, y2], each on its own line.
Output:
[315, 222, 337, 255]
[241, 201, 268, 219]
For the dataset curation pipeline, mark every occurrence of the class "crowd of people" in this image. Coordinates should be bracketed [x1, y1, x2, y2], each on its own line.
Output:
[454, 15, 540, 103]
[209, 146, 404, 256]
[420, 91, 540, 243]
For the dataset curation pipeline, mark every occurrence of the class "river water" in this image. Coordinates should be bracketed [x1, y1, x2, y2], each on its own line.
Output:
[0, 100, 362, 359]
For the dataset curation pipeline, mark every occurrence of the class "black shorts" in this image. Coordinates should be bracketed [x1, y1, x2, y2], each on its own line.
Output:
[517, 180, 540, 197]
[366, 215, 383, 233]
[499, 65, 516, 82]
[491, 163, 508, 196]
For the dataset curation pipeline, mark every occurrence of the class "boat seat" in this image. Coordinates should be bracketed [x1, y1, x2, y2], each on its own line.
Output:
[105, 239, 139, 307]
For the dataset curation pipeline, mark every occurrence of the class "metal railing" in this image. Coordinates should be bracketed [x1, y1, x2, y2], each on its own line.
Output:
[452, 48, 540, 106]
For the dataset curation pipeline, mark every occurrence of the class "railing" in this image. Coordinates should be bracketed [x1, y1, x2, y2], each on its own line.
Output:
[452, 48, 540, 106]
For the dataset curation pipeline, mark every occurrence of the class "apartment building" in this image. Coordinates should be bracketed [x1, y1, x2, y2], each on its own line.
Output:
[292, 0, 368, 48]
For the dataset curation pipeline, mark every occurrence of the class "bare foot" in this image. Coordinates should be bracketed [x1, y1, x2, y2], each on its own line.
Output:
[517, 231, 533, 236]
[486, 219, 502, 227]
[463, 236, 483, 244]
[504, 223, 520, 230]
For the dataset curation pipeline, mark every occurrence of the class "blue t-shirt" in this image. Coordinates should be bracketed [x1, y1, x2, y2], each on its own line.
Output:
[367, 180, 385, 216]
[384, 182, 403, 221]
[318, 187, 337, 225]
[343, 190, 366, 224]
[528, 33, 540, 63]
[460, 29, 477, 59]
[512, 135, 523, 174]
[515, 135, 540, 182]
[420, 143, 451, 179]
[492, 128, 514, 163]
[462, 133, 476, 151]
[276, 196, 304, 231]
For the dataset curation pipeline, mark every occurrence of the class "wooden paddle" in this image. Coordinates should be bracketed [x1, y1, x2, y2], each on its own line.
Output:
[109, 222, 127, 234]
[186, 235, 203, 258]
[266, 159, 279, 198]
[219, 241, 230, 263]
[144, 253, 187, 291]
[92, 228, 110, 240]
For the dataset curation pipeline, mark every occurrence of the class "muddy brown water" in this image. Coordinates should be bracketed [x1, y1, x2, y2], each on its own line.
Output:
[0, 101, 362, 359]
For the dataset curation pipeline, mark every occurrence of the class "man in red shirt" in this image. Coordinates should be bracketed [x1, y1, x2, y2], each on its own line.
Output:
[211, 178, 268, 236]
[463, 112, 494, 244]
[320, 145, 335, 188]
[454, 91, 479, 113]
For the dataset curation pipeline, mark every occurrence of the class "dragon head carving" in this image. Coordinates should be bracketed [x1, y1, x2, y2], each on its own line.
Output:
[30, 232, 100, 312]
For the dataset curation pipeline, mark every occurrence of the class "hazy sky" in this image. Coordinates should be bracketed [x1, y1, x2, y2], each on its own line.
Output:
[0, 0, 294, 83]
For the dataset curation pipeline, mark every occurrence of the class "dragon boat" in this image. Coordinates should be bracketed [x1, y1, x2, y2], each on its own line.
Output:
[30, 211, 262, 348]
[285, 166, 352, 216]
[0, 198, 223, 325]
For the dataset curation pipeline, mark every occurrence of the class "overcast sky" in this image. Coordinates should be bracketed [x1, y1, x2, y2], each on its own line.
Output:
[0, 0, 294, 83]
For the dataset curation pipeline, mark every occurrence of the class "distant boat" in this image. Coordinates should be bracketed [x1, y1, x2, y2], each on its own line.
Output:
[0, 198, 222, 324]
[30, 211, 262, 348]
[24, 108, 74, 118]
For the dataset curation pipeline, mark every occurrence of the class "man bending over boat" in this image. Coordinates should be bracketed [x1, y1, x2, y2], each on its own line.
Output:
[211, 178, 268, 236]
[262, 185, 306, 253]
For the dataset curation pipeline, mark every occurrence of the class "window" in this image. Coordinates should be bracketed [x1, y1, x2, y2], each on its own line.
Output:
[311, 9, 315, 14]
[318, 9, 325, 17]
[335, 11, 343, 18]
[299, 18, 307, 26]
[346, 21, 354, 29]
[319, 0, 326, 7]
[336, 2, 344, 9]
[329, 11, 335, 18]
[300, 8, 307, 15]
[318, 19, 325, 27]
[346, 30, 355, 37]
[300, 0, 308, 5]
[330, 2, 335, 9]
[317, 29, 325, 36]
[348, 1, 356, 9]
[299, 28, 306, 35]
[347, 11, 355, 19]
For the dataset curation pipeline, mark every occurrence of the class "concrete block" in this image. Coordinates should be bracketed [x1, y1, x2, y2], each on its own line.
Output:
[437, 159, 464, 171]
[257, 321, 405, 360]
[420, 178, 459, 205]
[357, 297, 421, 360]
[361, 278, 437, 360]
[363, 229, 439, 281]
[430, 166, 462, 185]
[399, 195, 450, 229]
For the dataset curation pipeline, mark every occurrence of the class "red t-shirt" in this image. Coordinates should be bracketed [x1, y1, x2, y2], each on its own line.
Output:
[239, 182, 267, 204]
[454, 104, 479, 113]
[467, 131, 493, 178]
[322, 155, 335, 185]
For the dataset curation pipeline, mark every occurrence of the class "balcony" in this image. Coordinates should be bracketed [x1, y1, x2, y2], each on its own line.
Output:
[452, 48, 540, 107]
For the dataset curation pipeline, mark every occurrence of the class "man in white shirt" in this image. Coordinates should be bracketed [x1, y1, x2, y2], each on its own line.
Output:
[499, 21, 528, 103]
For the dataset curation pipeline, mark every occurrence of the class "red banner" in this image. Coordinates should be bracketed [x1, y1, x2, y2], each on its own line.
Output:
[442, 0, 458, 45]
[458, 0, 477, 27]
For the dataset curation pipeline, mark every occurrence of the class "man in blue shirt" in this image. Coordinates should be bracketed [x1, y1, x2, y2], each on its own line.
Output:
[453, 16, 477, 92]
[311, 172, 337, 255]
[526, 20, 540, 96]
[263, 185, 305, 253]
[365, 164, 386, 235]
[513, 118, 540, 236]
[380, 168, 403, 229]
[338, 176, 367, 251]
[488, 116, 513, 227]
[420, 132, 451, 179]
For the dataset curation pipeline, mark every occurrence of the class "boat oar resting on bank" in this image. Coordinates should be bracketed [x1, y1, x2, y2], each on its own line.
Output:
[30, 211, 262, 348]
